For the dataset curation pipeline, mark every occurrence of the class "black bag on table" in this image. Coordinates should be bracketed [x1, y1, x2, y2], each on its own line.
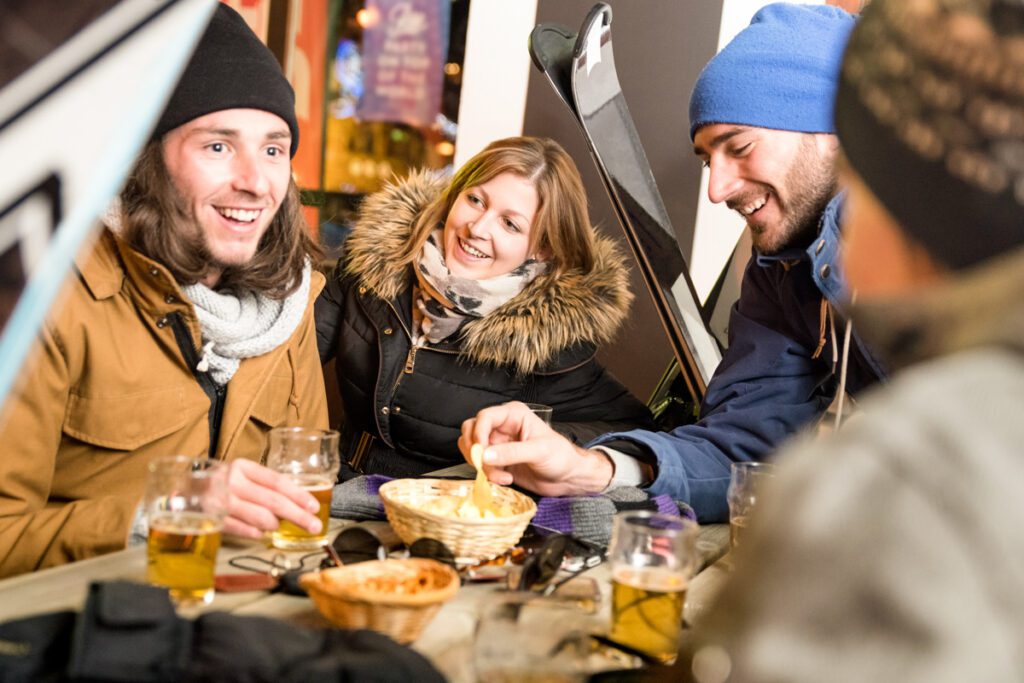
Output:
[0, 581, 444, 682]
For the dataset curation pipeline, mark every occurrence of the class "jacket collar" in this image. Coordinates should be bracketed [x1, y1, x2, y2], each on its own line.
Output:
[78, 229, 186, 309]
[81, 228, 324, 348]
[76, 229, 127, 301]
[753, 193, 848, 306]
[344, 171, 634, 373]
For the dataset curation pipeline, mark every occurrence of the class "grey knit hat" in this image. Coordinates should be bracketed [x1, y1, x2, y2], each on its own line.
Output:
[154, 3, 299, 156]
[835, 0, 1024, 270]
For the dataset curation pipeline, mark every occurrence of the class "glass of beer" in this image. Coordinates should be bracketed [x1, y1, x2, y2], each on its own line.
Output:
[726, 461, 775, 550]
[474, 592, 592, 682]
[525, 403, 554, 425]
[144, 456, 228, 606]
[607, 511, 699, 664]
[265, 427, 340, 550]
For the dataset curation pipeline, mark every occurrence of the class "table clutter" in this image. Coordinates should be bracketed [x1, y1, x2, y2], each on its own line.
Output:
[0, 471, 732, 683]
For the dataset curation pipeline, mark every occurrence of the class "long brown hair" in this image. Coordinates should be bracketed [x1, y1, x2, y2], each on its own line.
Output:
[396, 136, 596, 277]
[119, 142, 320, 298]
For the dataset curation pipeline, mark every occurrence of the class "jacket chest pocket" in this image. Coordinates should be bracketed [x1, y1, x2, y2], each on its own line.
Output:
[64, 386, 199, 451]
[248, 373, 297, 431]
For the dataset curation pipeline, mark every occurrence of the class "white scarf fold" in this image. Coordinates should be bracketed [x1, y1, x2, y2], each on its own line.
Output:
[413, 230, 547, 343]
[182, 263, 312, 385]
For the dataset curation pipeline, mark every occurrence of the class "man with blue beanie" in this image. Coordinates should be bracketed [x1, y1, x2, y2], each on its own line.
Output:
[674, 0, 1024, 679]
[460, 3, 887, 524]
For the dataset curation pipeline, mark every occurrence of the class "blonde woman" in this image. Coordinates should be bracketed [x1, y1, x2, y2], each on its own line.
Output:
[316, 136, 652, 479]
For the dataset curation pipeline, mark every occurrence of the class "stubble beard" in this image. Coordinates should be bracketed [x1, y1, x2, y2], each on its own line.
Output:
[178, 201, 271, 282]
[750, 138, 838, 256]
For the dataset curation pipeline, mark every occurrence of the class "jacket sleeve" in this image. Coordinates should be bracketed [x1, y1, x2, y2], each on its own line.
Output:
[314, 265, 346, 365]
[683, 375, 1021, 683]
[0, 324, 137, 578]
[589, 261, 833, 523]
[533, 353, 656, 446]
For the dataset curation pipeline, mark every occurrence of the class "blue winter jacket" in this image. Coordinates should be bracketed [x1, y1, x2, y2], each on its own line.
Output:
[591, 196, 887, 522]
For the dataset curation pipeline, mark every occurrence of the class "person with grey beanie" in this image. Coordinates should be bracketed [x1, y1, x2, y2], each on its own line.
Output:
[670, 1, 1024, 681]
[0, 3, 329, 576]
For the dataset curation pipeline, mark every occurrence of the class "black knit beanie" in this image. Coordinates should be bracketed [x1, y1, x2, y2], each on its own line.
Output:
[153, 3, 299, 157]
[835, 0, 1024, 270]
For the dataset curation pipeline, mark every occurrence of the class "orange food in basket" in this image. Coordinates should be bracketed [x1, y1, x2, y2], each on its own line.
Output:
[300, 558, 459, 643]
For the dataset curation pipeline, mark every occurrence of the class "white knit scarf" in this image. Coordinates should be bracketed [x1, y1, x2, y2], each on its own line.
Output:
[413, 230, 547, 343]
[182, 263, 312, 385]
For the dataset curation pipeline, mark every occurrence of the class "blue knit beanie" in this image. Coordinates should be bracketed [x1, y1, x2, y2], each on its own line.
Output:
[688, 3, 856, 140]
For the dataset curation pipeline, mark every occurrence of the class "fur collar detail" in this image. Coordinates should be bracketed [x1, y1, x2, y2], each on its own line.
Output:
[344, 171, 634, 373]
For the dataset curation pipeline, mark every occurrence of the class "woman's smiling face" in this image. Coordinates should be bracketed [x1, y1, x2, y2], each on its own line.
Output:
[442, 172, 540, 280]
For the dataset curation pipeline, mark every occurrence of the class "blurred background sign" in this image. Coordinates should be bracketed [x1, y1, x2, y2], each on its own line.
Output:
[358, 0, 449, 128]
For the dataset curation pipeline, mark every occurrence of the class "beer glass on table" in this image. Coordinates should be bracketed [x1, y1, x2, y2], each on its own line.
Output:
[474, 592, 593, 682]
[265, 427, 340, 550]
[607, 510, 699, 664]
[726, 461, 776, 550]
[145, 456, 228, 605]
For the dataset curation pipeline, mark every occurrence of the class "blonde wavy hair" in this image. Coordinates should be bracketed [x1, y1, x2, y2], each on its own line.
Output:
[395, 136, 596, 277]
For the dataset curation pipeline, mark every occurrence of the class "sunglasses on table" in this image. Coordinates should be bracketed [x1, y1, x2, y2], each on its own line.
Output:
[228, 523, 603, 595]
[514, 524, 606, 594]
[227, 526, 458, 595]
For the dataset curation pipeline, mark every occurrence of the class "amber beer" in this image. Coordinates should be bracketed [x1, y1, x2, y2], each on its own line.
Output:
[610, 566, 688, 663]
[146, 512, 223, 604]
[730, 514, 749, 549]
[272, 474, 332, 549]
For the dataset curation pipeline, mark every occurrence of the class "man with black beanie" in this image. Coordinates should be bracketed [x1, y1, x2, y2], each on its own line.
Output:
[0, 4, 328, 577]
[674, 1, 1024, 680]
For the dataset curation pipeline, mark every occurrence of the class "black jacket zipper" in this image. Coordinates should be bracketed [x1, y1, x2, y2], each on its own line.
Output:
[168, 312, 226, 459]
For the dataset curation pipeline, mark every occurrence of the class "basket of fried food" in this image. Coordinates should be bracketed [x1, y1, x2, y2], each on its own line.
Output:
[300, 558, 459, 643]
[379, 478, 537, 562]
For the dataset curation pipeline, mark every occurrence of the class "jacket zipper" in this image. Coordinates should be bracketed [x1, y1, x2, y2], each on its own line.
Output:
[380, 298, 460, 402]
[404, 345, 419, 374]
[167, 312, 224, 459]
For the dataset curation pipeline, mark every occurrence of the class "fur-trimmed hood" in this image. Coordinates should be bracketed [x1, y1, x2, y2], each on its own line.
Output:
[343, 171, 634, 373]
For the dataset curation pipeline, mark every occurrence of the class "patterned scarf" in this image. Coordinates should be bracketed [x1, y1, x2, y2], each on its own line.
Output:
[182, 263, 312, 385]
[412, 230, 547, 344]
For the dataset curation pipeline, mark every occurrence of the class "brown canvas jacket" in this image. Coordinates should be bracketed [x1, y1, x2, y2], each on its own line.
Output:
[0, 229, 327, 577]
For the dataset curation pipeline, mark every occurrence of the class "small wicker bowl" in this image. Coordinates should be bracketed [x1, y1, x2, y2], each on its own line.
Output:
[379, 478, 537, 562]
[300, 558, 459, 643]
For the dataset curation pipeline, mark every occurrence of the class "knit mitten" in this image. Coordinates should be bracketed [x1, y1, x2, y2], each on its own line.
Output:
[330, 474, 392, 520]
[532, 487, 696, 548]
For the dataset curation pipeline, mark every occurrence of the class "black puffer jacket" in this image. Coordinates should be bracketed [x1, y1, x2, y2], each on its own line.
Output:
[315, 172, 654, 478]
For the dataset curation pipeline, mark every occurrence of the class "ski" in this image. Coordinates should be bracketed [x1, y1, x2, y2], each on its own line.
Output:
[530, 3, 721, 407]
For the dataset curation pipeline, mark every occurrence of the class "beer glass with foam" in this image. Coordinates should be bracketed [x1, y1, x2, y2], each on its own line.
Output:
[726, 461, 775, 550]
[265, 427, 340, 550]
[607, 511, 699, 663]
[144, 456, 228, 605]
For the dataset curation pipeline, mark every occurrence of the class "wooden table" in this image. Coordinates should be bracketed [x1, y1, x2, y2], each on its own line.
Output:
[0, 519, 731, 682]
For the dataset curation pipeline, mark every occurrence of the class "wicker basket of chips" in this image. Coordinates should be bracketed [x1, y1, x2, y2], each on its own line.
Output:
[300, 558, 459, 643]
[379, 478, 536, 562]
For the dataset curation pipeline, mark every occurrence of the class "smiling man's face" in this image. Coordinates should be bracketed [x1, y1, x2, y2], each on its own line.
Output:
[694, 124, 838, 254]
[162, 108, 292, 285]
